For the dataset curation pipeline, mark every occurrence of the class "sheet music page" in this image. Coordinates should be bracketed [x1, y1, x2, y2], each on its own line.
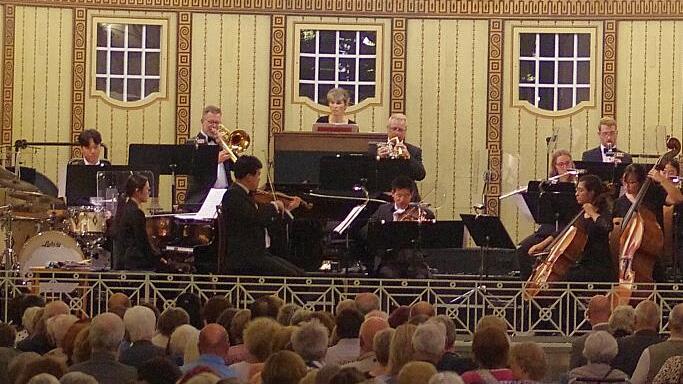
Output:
[334, 204, 366, 234]
[511, 193, 533, 221]
[180, 188, 226, 220]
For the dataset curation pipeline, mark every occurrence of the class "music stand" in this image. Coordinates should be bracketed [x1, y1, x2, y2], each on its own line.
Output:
[367, 221, 465, 251]
[460, 214, 515, 277]
[66, 164, 153, 206]
[522, 181, 580, 229]
[319, 155, 413, 192]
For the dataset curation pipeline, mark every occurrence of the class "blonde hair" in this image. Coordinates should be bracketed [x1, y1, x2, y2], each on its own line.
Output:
[388, 323, 417, 375]
[598, 116, 617, 131]
[326, 88, 350, 105]
[549, 149, 574, 178]
[243, 317, 282, 362]
[510, 342, 547, 381]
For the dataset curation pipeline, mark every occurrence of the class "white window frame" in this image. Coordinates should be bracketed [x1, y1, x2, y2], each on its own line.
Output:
[293, 23, 384, 113]
[89, 17, 168, 107]
[512, 26, 598, 117]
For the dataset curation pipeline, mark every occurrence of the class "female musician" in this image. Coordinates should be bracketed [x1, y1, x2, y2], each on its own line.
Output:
[112, 174, 159, 270]
[315, 87, 357, 125]
[517, 150, 577, 280]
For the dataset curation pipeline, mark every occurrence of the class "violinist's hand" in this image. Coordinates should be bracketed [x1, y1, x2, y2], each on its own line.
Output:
[583, 202, 598, 218]
[218, 150, 231, 163]
[272, 200, 286, 213]
[287, 196, 302, 211]
[377, 145, 391, 158]
[648, 168, 666, 183]
[395, 142, 410, 159]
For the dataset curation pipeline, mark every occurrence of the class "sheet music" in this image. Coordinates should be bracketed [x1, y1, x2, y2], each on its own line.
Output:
[511, 193, 533, 221]
[175, 188, 226, 220]
[334, 204, 366, 234]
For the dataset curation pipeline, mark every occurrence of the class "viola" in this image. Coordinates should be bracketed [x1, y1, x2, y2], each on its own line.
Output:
[251, 189, 313, 210]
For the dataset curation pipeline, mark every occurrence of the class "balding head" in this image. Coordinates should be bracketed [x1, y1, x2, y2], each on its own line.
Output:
[108, 293, 131, 319]
[669, 303, 683, 336]
[586, 295, 611, 326]
[634, 300, 660, 331]
[359, 317, 390, 353]
[44, 301, 69, 318]
[410, 301, 435, 319]
[355, 293, 380, 315]
[198, 323, 230, 358]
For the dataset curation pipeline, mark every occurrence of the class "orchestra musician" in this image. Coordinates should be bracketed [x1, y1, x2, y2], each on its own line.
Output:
[220, 155, 304, 276]
[516, 149, 577, 280]
[376, 114, 426, 181]
[315, 87, 356, 125]
[663, 159, 683, 274]
[112, 174, 160, 270]
[581, 117, 633, 164]
[185, 105, 233, 209]
[68, 129, 111, 166]
[613, 163, 683, 281]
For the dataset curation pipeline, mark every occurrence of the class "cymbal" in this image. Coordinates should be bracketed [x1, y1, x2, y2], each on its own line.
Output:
[8, 190, 65, 206]
[0, 177, 40, 192]
[0, 166, 16, 180]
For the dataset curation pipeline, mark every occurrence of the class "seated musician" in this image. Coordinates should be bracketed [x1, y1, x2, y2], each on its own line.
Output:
[112, 174, 159, 270]
[315, 87, 356, 125]
[517, 149, 576, 280]
[613, 163, 683, 281]
[68, 129, 111, 166]
[376, 114, 426, 181]
[365, 176, 434, 278]
[529, 174, 614, 282]
[221, 155, 304, 276]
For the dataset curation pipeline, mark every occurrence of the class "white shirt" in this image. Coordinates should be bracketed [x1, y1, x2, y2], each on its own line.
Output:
[600, 144, 613, 163]
[198, 131, 229, 189]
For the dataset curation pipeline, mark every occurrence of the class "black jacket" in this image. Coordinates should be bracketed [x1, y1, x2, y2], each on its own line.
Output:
[185, 132, 233, 207]
[581, 146, 633, 163]
[113, 200, 157, 270]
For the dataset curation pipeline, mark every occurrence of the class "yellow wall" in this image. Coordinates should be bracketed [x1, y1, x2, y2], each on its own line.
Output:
[405, 19, 489, 220]
[12, 6, 73, 186]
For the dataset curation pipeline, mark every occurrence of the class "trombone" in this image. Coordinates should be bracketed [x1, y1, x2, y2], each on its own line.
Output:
[216, 124, 250, 162]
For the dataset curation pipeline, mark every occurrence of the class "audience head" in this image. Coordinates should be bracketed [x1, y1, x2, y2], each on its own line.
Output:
[215, 308, 238, 343]
[365, 309, 388, 321]
[472, 326, 509, 369]
[107, 292, 131, 319]
[229, 309, 251, 345]
[90, 312, 124, 353]
[250, 296, 282, 319]
[428, 372, 465, 384]
[276, 303, 300, 325]
[183, 329, 201, 366]
[8, 352, 41, 384]
[583, 330, 618, 364]
[388, 306, 411, 328]
[329, 367, 365, 384]
[16, 356, 66, 384]
[10, 294, 44, 330]
[0, 322, 16, 347]
[272, 325, 297, 353]
[137, 356, 183, 384]
[202, 296, 232, 324]
[398, 361, 437, 384]
[388, 323, 417, 375]
[198, 323, 230, 359]
[335, 309, 364, 339]
[374, 328, 395, 368]
[669, 303, 683, 336]
[71, 327, 91, 364]
[44, 301, 70, 319]
[23, 307, 43, 335]
[609, 305, 635, 335]
[309, 311, 336, 338]
[169, 324, 200, 357]
[292, 319, 329, 362]
[243, 317, 282, 362]
[46, 314, 79, 348]
[59, 372, 98, 384]
[410, 301, 435, 319]
[61, 320, 91, 361]
[509, 342, 547, 381]
[315, 364, 341, 384]
[359, 317, 390, 353]
[176, 292, 203, 329]
[336, 299, 357, 315]
[431, 315, 457, 351]
[587, 295, 612, 326]
[412, 321, 446, 364]
[475, 315, 507, 333]
[27, 373, 60, 384]
[157, 307, 190, 338]
[261, 350, 307, 384]
[124, 305, 157, 342]
[290, 308, 312, 325]
[355, 292, 380, 315]
[634, 300, 660, 331]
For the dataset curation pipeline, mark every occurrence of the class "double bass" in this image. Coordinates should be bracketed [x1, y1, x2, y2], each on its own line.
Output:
[610, 136, 681, 306]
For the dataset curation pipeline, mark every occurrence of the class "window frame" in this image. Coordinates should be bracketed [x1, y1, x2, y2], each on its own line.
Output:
[511, 26, 599, 117]
[89, 16, 168, 108]
[292, 22, 384, 114]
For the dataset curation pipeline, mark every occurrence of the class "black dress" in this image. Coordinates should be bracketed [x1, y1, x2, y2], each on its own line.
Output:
[315, 115, 357, 124]
[565, 211, 615, 282]
[113, 200, 157, 270]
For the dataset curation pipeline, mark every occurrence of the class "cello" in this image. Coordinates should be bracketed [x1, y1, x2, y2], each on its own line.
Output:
[610, 136, 681, 306]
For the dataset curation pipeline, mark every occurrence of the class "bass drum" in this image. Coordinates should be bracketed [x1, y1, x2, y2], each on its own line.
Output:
[18, 231, 84, 277]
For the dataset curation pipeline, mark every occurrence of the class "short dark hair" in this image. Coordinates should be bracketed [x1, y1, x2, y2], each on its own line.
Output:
[391, 176, 414, 192]
[78, 129, 102, 147]
[233, 155, 262, 179]
[667, 159, 681, 175]
[472, 326, 509, 369]
[623, 163, 647, 184]
[0, 323, 16, 347]
[335, 309, 364, 339]
[202, 296, 232, 324]
[138, 356, 182, 384]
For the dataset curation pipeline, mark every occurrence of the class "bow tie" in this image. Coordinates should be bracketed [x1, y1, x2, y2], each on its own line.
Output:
[603, 147, 614, 154]
[206, 136, 216, 144]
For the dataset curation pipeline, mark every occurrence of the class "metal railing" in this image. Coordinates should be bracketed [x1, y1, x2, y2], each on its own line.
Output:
[2, 269, 681, 337]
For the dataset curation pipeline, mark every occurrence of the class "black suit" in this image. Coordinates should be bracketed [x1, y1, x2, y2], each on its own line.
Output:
[186, 132, 233, 208]
[69, 351, 137, 384]
[221, 183, 303, 275]
[581, 146, 633, 163]
[119, 340, 166, 369]
[68, 158, 112, 166]
[403, 142, 426, 181]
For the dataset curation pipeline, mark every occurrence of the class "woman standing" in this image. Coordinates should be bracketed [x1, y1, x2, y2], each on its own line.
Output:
[315, 88, 356, 125]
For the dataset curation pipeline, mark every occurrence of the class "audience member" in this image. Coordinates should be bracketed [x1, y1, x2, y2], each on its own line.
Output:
[215, 308, 238, 341]
[370, 328, 395, 379]
[249, 296, 280, 319]
[26, 373, 60, 384]
[336, 299, 358, 315]
[388, 306, 410, 328]
[292, 319, 329, 369]
[45, 315, 79, 365]
[431, 315, 477, 374]
[509, 342, 547, 382]
[68, 312, 136, 384]
[365, 310, 389, 321]
[632, 303, 683, 384]
[343, 317, 389, 375]
[59, 371, 98, 384]
[387, 323, 417, 380]
[137, 356, 182, 384]
[261, 350, 307, 384]
[326, 309, 363, 365]
[203, 296, 232, 325]
[408, 314, 431, 325]
[429, 372, 465, 384]
[19, 301, 70, 355]
[16, 356, 66, 384]
[70, 327, 91, 365]
[609, 305, 635, 338]
[290, 308, 313, 325]
[120, 305, 165, 368]
[107, 293, 131, 319]
[568, 331, 628, 383]
[412, 321, 446, 366]
[0, 322, 19, 383]
[310, 311, 336, 339]
[183, 328, 201, 367]
[60, 320, 90, 365]
[474, 315, 507, 333]
[461, 326, 513, 383]
[176, 293, 204, 329]
[20, 307, 43, 343]
[410, 301, 436, 319]
[612, 299, 663, 376]
[169, 324, 200, 365]
[272, 325, 297, 353]
[329, 366, 365, 384]
[8, 352, 41, 384]
[152, 307, 190, 349]
[229, 317, 281, 383]
[569, 294, 612, 369]
[227, 309, 251, 364]
[181, 324, 236, 379]
[652, 355, 683, 384]
[398, 361, 437, 384]
[276, 304, 300, 326]
[355, 293, 381, 315]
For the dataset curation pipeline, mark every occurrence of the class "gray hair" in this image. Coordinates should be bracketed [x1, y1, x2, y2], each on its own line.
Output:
[28, 374, 59, 384]
[373, 328, 395, 365]
[60, 372, 98, 384]
[291, 319, 329, 361]
[583, 331, 618, 363]
[428, 372, 465, 384]
[634, 300, 660, 330]
[124, 305, 157, 342]
[276, 304, 301, 326]
[23, 307, 43, 335]
[430, 315, 456, 349]
[90, 312, 125, 352]
[609, 305, 635, 334]
[412, 321, 446, 356]
[46, 314, 79, 348]
[169, 324, 200, 356]
[669, 303, 683, 333]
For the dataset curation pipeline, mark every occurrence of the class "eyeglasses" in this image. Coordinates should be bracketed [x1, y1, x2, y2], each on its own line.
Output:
[556, 161, 572, 167]
[599, 130, 618, 137]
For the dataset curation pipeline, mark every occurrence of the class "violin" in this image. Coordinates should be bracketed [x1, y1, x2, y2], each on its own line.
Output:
[251, 189, 314, 210]
[396, 204, 432, 222]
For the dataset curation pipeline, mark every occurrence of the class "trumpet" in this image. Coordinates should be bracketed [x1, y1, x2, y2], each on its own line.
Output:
[377, 136, 407, 160]
[216, 124, 250, 162]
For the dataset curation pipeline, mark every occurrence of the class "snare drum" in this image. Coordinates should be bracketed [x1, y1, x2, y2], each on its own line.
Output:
[18, 231, 84, 277]
[69, 206, 108, 234]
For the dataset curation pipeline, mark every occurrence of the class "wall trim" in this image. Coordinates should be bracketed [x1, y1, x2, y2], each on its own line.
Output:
[2, 4, 14, 160]
[390, 17, 406, 114]
[268, 14, 285, 136]
[175, 11, 192, 205]
[602, 19, 617, 118]
[70, 7, 86, 159]
[486, 18, 503, 215]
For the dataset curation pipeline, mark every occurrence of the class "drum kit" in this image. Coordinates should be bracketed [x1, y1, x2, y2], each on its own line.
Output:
[0, 167, 111, 276]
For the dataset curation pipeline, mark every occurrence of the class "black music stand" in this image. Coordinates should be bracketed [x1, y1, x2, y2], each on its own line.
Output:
[460, 214, 515, 277]
[319, 155, 411, 192]
[522, 181, 580, 229]
[66, 164, 149, 206]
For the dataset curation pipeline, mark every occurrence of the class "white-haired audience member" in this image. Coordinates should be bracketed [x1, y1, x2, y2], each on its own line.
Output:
[609, 305, 635, 338]
[292, 319, 329, 369]
[119, 305, 165, 368]
[27, 373, 60, 384]
[611, 300, 663, 377]
[412, 321, 446, 366]
[326, 309, 363, 366]
[59, 371, 98, 384]
[343, 316, 390, 375]
[169, 324, 200, 365]
[632, 303, 683, 384]
[568, 331, 629, 383]
[509, 342, 547, 382]
[68, 312, 137, 384]
[45, 315, 79, 365]
[429, 371, 465, 384]
[355, 292, 381, 315]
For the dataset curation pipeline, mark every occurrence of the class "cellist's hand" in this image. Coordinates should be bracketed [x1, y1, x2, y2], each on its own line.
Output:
[528, 243, 543, 256]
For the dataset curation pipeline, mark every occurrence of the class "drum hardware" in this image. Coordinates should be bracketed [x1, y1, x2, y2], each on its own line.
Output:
[18, 230, 85, 277]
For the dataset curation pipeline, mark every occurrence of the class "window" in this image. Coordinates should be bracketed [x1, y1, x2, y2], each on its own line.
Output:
[91, 18, 167, 106]
[293, 23, 384, 112]
[512, 27, 597, 115]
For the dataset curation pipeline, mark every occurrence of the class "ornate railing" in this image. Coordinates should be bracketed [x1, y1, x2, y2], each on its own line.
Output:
[2, 270, 681, 337]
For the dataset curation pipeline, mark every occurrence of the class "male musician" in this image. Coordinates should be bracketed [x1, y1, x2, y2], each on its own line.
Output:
[68, 129, 110, 166]
[581, 117, 633, 164]
[221, 155, 304, 276]
[376, 114, 426, 181]
[186, 105, 233, 209]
